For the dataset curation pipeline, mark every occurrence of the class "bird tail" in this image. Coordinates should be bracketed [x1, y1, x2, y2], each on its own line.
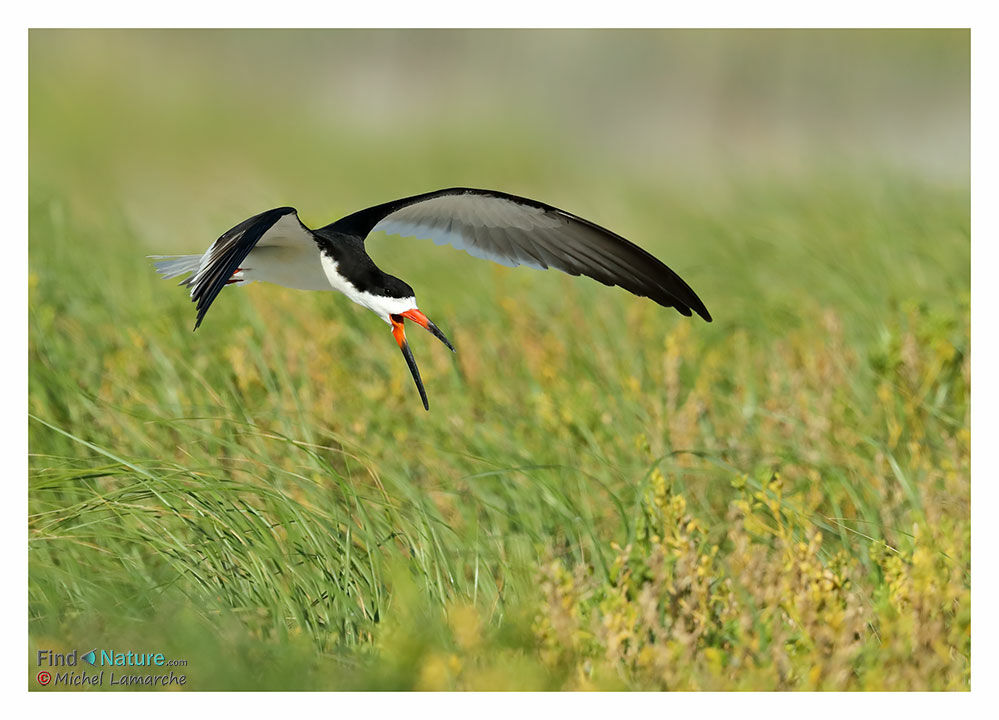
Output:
[149, 254, 203, 286]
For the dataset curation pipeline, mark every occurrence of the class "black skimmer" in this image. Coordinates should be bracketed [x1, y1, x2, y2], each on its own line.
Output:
[152, 188, 711, 410]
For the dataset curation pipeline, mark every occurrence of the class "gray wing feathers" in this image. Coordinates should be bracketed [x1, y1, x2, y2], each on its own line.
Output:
[373, 194, 558, 271]
[369, 191, 709, 320]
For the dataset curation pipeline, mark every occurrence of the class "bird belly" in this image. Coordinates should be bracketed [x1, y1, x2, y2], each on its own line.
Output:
[242, 245, 333, 291]
[319, 253, 416, 323]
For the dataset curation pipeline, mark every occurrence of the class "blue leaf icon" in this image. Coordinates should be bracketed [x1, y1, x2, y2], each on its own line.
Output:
[82, 650, 96, 666]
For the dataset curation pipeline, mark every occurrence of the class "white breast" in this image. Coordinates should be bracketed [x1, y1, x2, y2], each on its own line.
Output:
[319, 253, 416, 324]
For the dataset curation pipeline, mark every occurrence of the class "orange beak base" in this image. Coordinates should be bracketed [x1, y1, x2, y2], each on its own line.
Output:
[401, 309, 455, 352]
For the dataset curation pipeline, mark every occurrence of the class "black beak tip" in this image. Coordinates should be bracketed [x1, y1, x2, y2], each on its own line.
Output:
[425, 320, 455, 353]
[399, 338, 431, 411]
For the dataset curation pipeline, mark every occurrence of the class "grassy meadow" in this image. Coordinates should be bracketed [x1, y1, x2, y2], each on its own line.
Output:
[28, 30, 970, 690]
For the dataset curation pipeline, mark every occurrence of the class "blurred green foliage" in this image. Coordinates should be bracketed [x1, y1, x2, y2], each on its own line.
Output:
[29, 30, 968, 690]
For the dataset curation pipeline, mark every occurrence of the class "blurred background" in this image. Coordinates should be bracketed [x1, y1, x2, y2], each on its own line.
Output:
[29, 30, 970, 690]
[30, 29, 967, 226]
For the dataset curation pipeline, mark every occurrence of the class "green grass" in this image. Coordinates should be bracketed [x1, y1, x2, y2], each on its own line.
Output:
[29, 30, 969, 690]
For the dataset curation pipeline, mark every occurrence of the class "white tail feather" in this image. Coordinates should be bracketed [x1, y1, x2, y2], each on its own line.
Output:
[149, 254, 203, 283]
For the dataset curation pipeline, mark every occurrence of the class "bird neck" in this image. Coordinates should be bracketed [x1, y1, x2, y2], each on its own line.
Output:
[313, 228, 415, 301]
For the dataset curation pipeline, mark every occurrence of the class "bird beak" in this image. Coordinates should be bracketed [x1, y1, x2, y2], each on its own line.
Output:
[390, 310, 454, 411]
[390, 314, 430, 411]
[401, 309, 455, 353]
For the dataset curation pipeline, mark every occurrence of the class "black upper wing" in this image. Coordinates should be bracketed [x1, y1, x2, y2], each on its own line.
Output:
[325, 188, 710, 321]
[186, 207, 308, 329]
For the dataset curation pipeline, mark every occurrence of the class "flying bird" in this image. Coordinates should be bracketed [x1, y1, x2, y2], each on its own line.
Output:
[152, 188, 711, 410]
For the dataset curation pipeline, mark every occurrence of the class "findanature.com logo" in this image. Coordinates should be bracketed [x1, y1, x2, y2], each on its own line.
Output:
[34, 648, 189, 688]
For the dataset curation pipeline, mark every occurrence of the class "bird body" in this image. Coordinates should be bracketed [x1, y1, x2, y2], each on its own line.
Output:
[153, 187, 711, 409]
